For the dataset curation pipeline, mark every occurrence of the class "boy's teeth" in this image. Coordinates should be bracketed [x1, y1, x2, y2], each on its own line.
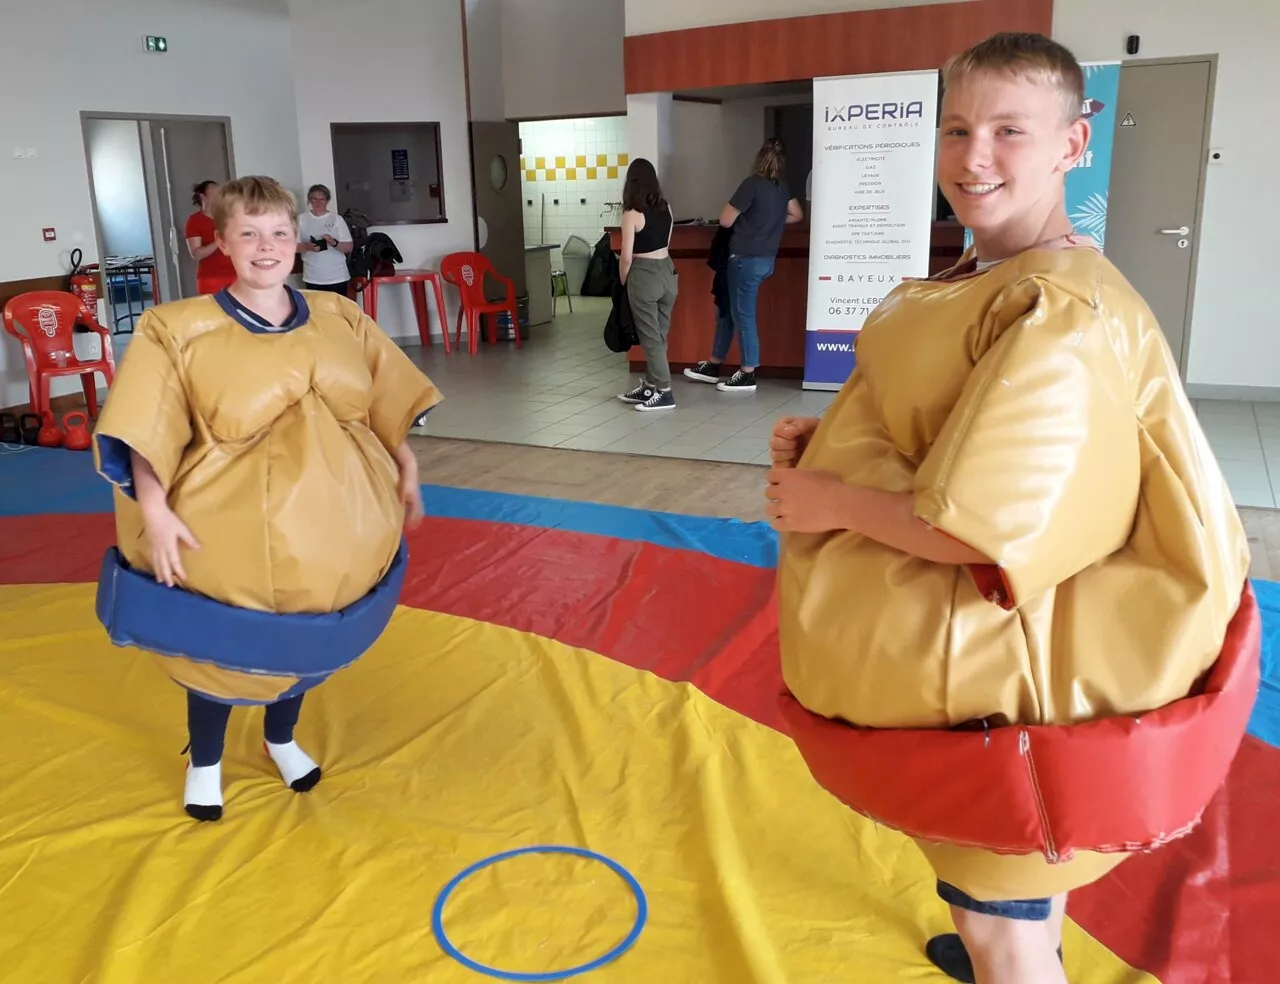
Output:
[963, 183, 1001, 194]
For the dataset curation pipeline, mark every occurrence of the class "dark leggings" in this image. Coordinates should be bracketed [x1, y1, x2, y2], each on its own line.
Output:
[187, 691, 306, 767]
[304, 280, 350, 296]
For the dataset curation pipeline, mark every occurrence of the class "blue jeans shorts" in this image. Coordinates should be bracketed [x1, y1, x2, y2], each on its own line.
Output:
[936, 881, 1052, 921]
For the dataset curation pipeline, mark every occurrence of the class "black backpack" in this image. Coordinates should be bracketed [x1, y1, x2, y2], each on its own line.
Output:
[343, 210, 403, 283]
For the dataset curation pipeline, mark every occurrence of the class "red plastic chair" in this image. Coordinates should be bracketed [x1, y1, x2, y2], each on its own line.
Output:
[3, 291, 116, 418]
[439, 252, 522, 356]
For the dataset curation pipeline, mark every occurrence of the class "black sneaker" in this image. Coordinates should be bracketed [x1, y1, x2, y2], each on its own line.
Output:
[925, 934, 1063, 984]
[635, 388, 676, 412]
[717, 369, 757, 393]
[618, 381, 656, 404]
[683, 361, 721, 384]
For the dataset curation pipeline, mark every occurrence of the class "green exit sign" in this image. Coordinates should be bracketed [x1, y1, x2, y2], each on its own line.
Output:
[144, 35, 168, 53]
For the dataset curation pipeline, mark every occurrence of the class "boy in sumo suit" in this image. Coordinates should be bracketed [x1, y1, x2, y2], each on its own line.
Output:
[768, 33, 1258, 984]
[94, 176, 442, 822]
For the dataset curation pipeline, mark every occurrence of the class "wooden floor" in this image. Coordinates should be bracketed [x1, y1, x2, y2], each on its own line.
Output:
[414, 435, 769, 522]
[411, 435, 1280, 581]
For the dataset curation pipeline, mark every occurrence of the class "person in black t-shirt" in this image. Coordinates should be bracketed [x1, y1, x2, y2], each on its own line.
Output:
[685, 138, 803, 394]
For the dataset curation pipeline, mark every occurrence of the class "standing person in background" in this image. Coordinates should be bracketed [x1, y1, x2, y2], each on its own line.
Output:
[298, 184, 354, 296]
[616, 158, 679, 413]
[185, 180, 237, 296]
[685, 139, 803, 394]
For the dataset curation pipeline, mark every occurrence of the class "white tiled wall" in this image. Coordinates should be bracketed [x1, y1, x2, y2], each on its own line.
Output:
[519, 116, 628, 266]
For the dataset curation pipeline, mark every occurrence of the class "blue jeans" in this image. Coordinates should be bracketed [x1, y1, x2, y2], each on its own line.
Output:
[936, 881, 1052, 922]
[712, 255, 775, 368]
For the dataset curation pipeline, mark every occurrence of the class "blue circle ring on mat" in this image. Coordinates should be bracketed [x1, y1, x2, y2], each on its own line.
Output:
[431, 845, 648, 981]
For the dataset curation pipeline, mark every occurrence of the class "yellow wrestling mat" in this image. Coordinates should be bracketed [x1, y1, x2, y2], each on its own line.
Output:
[0, 583, 1155, 983]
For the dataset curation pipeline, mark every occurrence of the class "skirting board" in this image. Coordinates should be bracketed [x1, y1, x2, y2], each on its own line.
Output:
[1186, 384, 1280, 403]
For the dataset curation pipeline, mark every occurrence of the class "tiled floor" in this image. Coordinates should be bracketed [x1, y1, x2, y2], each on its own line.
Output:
[407, 298, 1276, 507]
[1193, 398, 1280, 508]
[409, 297, 833, 466]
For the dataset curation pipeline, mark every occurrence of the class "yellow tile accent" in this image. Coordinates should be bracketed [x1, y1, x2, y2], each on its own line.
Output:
[597, 154, 608, 166]
[607, 166, 619, 179]
[575, 155, 587, 167]
[535, 157, 545, 168]
[586, 167, 598, 180]
[617, 153, 629, 166]
[544, 169, 556, 181]
[555, 156, 566, 168]
[525, 169, 537, 182]
[566, 168, 577, 180]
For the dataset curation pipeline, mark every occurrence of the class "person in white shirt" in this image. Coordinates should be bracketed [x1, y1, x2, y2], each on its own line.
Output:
[297, 184, 353, 294]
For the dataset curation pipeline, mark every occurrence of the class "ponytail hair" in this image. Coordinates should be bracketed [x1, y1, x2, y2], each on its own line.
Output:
[192, 179, 218, 206]
[753, 138, 786, 184]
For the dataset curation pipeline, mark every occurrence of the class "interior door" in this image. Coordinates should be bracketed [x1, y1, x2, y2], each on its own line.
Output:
[771, 104, 814, 205]
[1105, 60, 1213, 373]
[470, 121, 527, 299]
[149, 120, 232, 299]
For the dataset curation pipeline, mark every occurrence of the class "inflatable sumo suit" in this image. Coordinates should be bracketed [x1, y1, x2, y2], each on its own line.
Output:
[778, 241, 1260, 902]
[92, 288, 441, 705]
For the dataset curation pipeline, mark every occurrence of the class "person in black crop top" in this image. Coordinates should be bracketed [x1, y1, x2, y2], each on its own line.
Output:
[616, 158, 679, 413]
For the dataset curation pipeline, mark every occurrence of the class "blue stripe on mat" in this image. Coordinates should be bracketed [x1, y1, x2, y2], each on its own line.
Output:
[421, 484, 779, 568]
[2, 444, 1277, 748]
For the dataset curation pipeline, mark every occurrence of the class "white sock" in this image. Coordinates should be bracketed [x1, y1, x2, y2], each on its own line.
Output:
[265, 740, 322, 792]
[184, 762, 223, 821]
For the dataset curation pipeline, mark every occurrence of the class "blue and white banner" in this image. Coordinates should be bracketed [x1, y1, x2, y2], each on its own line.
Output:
[1069, 62, 1121, 247]
[962, 61, 1121, 251]
[804, 70, 939, 391]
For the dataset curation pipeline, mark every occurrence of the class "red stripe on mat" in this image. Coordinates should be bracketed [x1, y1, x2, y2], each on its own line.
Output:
[4, 511, 1277, 983]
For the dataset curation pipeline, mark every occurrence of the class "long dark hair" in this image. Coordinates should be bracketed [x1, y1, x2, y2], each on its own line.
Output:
[753, 139, 786, 184]
[622, 158, 666, 212]
[192, 179, 218, 206]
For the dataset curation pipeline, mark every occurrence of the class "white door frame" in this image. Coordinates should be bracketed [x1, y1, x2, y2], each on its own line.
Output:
[79, 111, 236, 310]
[1115, 55, 1217, 379]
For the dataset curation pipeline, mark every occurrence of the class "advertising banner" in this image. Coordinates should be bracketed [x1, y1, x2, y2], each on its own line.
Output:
[804, 70, 940, 390]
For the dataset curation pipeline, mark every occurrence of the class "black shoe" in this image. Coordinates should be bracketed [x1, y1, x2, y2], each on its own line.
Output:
[618, 381, 656, 404]
[717, 369, 757, 393]
[184, 802, 223, 823]
[635, 388, 676, 412]
[925, 934, 1063, 983]
[683, 361, 721, 384]
[289, 767, 323, 792]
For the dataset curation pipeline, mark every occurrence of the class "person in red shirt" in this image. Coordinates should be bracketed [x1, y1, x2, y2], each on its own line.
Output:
[184, 180, 237, 295]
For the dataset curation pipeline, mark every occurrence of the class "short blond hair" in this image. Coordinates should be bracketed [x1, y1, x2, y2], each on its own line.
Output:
[213, 176, 298, 235]
[944, 32, 1085, 124]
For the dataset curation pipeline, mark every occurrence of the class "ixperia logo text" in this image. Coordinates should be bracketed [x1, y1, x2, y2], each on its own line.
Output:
[825, 101, 926, 127]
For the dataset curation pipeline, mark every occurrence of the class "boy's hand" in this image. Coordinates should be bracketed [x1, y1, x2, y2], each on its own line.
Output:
[769, 416, 821, 468]
[765, 468, 852, 534]
[139, 500, 200, 587]
[395, 445, 424, 529]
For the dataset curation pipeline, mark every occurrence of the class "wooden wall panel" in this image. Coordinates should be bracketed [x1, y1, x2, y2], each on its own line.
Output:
[624, 0, 1053, 94]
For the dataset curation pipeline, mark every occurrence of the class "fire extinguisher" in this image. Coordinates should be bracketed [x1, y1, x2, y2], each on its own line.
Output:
[68, 248, 101, 312]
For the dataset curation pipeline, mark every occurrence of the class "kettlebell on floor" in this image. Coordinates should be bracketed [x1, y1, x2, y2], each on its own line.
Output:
[36, 411, 64, 448]
[63, 411, 92, 452]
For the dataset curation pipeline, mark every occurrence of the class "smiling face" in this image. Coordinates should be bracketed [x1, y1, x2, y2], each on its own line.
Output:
[307, 189, 330, 216]
[938, 72, 1088, 252]
[216, 205, 297, 290]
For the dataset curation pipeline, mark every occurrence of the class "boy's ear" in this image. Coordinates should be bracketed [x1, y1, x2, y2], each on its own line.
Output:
[1059, 118, 1091, 173]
